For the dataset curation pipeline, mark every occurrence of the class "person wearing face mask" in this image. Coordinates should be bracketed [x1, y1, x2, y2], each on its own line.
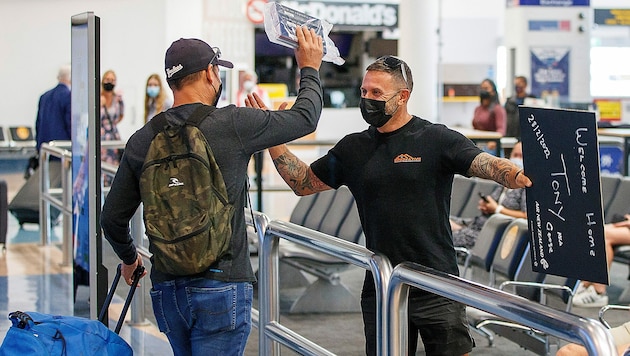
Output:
[100, 28, 324, 356]
[253, 55, 532, 356]
[100, 69, 124, 171]
[236, 70, 271, 108]
[472, 78, 506, 135]
[504, 75, 536, 138]
[144, 73, 172, 123]
[450, 141, 527, 249]
[472, 78, 507, 155]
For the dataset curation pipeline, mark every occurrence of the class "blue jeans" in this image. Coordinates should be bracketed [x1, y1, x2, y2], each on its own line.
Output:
[150, 278, 253, 356]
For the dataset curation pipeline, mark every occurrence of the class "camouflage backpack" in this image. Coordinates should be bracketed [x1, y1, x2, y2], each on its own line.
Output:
[139, 105, 234, 276]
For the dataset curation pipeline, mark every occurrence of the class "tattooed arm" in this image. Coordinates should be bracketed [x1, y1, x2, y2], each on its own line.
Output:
[467, 152, 532, 189]
[268, 144, 332, 196]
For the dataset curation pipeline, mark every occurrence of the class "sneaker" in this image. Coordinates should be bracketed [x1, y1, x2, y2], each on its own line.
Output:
[572, 285, 609, 308]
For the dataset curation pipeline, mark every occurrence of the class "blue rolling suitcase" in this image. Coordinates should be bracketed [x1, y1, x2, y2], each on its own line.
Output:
[0, 264, 144, 355]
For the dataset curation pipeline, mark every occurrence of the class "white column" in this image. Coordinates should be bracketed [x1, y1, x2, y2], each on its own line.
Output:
[398, 0, 440, 121]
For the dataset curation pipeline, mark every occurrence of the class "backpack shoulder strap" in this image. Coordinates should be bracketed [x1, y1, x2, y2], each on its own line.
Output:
[186, 104, 216, 127]
[148, 112, 168, 138]
[148, 104, 216, 137]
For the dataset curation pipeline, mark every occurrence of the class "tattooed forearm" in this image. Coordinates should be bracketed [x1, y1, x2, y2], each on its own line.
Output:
[270, 149, 330, 195]
[468, 152, 522, 188]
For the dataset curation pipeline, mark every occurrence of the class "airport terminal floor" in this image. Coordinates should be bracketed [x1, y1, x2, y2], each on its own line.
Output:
[2, 158, 630, 355]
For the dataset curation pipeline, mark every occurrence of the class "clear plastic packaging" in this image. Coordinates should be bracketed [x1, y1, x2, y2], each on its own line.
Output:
[263, 2, 345, 66]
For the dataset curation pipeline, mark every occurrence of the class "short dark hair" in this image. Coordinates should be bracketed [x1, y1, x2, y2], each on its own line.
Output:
[367, 56, 414, 93]
[167, 70, 205, 91]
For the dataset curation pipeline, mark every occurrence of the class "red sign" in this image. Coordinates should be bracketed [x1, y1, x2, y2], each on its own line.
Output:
[246, 0, 267, 24]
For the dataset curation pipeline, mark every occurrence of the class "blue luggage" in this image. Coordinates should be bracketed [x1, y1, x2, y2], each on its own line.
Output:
[0, 264, 144, 355]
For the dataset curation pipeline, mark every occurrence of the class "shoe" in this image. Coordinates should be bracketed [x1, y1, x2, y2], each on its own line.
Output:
[572, 285, 609, 308]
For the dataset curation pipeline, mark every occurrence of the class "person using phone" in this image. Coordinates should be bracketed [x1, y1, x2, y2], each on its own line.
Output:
[450, 141, 527, 249]
[573, 215, 630, 308]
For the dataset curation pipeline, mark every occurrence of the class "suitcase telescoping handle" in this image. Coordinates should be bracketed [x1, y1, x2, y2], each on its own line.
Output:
[98, 263, 145, 334]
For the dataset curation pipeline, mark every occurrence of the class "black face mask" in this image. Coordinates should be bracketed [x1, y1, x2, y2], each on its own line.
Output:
[103, 82, 115, 92]
[479, 89, 492, 102]
[359, 95, 399, 128]
[212, 83, 223, 107]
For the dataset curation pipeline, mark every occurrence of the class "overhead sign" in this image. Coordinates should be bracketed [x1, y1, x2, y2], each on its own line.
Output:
[595, 9, 630, 26]
[507, 0, 589, 6]
[520, 107, 608, 284]
[247, 0, 267, 24]
[278, 1, 398, 29]
[528, 20, 571, 31]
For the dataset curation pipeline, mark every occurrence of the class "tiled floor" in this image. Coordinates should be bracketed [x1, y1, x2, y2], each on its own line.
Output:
[2, 158, 630, 355]
[0, 166, 172, 355]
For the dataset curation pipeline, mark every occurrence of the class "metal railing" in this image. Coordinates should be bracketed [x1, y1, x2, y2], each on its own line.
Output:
[387, 262, 616, 356]
[39, 141, 72, 265]
[101, 156, 150, 327]
[256, 217, 394, 356]
[255, 216, 616, 355]
[39, 140, 149, 326]
[39, 140, 126, 265]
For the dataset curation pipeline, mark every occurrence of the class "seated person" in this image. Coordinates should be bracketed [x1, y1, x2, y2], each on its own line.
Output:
[573, 216, 630, 308]
[556, 320, 630, 356]
[450, 141, 527, 249]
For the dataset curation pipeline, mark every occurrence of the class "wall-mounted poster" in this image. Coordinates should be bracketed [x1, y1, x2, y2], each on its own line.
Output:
[530, 47, 570, 106]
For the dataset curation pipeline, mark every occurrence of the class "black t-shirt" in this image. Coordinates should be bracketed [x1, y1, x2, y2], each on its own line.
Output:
[311, 116, 482, 275]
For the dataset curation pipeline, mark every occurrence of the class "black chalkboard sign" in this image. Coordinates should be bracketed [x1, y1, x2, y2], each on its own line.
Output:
[519, 106, 608, 284]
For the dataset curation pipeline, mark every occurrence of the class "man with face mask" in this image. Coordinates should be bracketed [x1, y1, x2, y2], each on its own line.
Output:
[504, 75, 536, 138]
[255, 56, 532, 356]
[100, 27, 324, 356]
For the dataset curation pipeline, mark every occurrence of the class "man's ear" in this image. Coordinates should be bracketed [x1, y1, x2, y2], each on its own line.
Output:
[205, 64, 216, 83]
[400, 89, 411, 103]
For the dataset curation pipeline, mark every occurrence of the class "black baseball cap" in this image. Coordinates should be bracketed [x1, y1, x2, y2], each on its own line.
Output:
[164, 38, 233, 81]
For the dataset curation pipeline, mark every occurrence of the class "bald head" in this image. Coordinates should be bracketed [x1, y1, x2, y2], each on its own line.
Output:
[57, 65, 71, 85]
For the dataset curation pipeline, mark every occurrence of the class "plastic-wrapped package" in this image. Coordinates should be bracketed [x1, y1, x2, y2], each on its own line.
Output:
[263, 2, 345, 66]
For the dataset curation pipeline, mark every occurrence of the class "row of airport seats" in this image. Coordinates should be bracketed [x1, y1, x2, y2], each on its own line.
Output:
[458, 214, 579, 354]
[0, 126, 36, 151]
[280, 175, 630, 313]
[600, 174, 630, 271]
[276, 174, 630, 351]
[453, 173, 630, 265]
[452, 173, 630, 354]
[278, 182, 581, 353]
[277, 186, 364, 313]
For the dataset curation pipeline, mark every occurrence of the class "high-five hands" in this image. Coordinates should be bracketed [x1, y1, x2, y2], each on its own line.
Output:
[245, 92, 288, 111]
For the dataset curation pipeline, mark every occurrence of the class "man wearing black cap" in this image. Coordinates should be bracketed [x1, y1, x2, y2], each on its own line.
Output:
[101, 26, 323, 355]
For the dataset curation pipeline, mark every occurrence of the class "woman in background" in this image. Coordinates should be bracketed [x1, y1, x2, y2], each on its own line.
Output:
[100, 69, 124, 167]
[472, 78, 507, 154]
[144, 73, 172, 123]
